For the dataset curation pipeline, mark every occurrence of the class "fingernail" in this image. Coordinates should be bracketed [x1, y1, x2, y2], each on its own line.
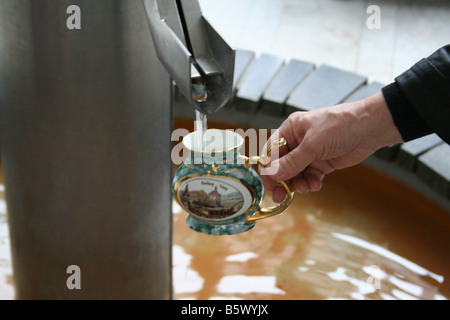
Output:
[260, 160, 281, 176]
[298, 185, 309, 194]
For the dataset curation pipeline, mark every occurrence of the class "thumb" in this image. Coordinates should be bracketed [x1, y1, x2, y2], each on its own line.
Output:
[260, 144, 315, 181]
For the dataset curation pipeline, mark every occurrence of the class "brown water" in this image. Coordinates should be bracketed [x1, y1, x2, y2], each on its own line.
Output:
[173, 165, 450, 300]
[173, 118, 450, 300]
[0, 118, 449, 300]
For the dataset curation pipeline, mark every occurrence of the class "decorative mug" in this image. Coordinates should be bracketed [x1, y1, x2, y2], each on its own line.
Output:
[172, 129, 294, 235]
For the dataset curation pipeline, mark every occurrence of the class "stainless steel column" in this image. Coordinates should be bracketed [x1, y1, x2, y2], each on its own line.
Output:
[0, 0, 172, 299]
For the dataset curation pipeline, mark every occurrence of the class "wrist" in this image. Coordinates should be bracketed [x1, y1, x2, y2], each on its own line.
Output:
[359, 91, 404, 149]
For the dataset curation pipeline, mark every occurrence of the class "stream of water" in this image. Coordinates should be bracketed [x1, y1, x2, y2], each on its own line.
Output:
[194, 110, 208, 151]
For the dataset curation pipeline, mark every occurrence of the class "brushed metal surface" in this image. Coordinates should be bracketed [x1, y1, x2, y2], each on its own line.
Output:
[0, 0, 172, 299]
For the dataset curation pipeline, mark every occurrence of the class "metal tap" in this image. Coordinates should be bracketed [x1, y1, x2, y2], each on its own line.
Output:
[143, 0, 235, 115]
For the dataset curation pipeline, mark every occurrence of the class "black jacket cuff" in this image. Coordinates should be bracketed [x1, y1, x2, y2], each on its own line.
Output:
[382, 82, 432, 142]
[382, 44, 450, 144]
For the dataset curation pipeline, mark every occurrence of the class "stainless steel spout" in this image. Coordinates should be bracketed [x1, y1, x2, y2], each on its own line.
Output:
[143, 0, 235, 115]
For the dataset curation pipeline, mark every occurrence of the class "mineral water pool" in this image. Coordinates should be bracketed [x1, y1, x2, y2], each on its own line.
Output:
[172, 163, 450, 300]
[172, 118, 450, 300]
[0, 119, 449, 299]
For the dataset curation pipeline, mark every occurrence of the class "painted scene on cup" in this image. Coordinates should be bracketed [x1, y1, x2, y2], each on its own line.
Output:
[178, 178, 246, 220]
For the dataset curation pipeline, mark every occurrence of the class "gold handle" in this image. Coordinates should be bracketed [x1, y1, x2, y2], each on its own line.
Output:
[242, 138, 294, 224]
[245, 180, 294, 224]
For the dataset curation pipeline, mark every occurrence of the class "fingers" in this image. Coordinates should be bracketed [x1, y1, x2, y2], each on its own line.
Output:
[259, 111, 336, 202]
[269, 161, 335, 202]
[261, 113, 304, 161]
[300, 166, 324, 192]
[261, 144, 315, 181]
[260, 128, 289, 164]
[270, 172, 313, 203]
[270, 170, 321, 203]
[272, 186, 288, 203]
[261, 174, 277, 192]
[261, 113, 316, 180]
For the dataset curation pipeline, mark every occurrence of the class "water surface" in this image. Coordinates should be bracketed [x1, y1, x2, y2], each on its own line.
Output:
[173, 164, 450, 300]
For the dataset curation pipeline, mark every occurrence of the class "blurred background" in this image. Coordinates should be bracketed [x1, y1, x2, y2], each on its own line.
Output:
[199, 0, 450, 85]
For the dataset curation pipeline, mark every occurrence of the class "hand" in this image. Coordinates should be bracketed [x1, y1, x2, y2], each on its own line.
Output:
[260, 92, 403, 202]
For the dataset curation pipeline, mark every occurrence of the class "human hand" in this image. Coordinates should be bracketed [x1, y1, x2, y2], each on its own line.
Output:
[260, 92, 403, 202]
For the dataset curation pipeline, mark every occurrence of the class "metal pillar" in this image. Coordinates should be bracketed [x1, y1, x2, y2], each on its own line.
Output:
[0, 0, 172, 299]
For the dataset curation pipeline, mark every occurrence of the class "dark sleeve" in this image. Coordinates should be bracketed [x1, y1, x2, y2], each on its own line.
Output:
[381, 44, 450, 144]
